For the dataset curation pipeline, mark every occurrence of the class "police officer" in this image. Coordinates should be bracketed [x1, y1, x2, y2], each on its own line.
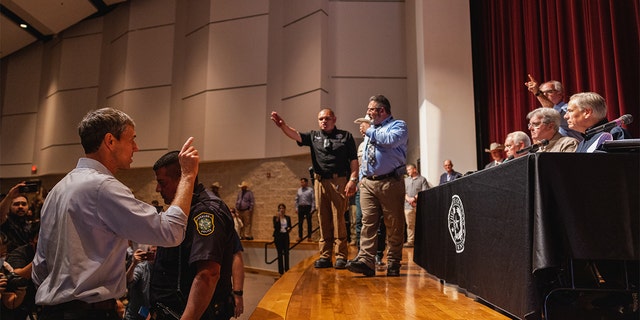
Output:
[271, 109, 359, 270]
[149, 151, 242, 320]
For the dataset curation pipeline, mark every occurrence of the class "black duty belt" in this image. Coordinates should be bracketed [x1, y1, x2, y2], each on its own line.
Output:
[315, 173, 347, 180]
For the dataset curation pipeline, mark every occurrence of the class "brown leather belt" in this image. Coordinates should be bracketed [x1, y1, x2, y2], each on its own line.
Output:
[365, 171, 395, 180]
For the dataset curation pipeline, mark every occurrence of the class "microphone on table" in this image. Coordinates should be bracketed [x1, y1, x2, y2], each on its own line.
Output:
[584, 114, 633, 136]
[516, 139, 549, 155]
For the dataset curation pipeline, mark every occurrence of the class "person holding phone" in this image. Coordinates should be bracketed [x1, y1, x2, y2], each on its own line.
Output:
[125, 245, 157, 320]
[1, 193, 36, 253]
[0, 182, 32, 226]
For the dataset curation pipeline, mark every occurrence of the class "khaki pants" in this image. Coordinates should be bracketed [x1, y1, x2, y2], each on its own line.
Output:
[357, 176, 405, 268]
[238, 209, 252, 238]
[404, 207, 416, 244]
[314, 176, 348, 260]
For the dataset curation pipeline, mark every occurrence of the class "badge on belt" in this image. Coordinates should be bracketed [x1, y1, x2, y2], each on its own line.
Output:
[194, 212, 215, 236]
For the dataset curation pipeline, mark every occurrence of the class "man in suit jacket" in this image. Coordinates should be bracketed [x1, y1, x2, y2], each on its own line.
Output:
[484, 142, 505, 169]
[439, 160, 462, 185]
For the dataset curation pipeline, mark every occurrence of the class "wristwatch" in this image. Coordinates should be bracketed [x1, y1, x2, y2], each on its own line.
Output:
[349, 177, 358, 182]
[535, 91, 542, 96]
[233, 290, 243, 296]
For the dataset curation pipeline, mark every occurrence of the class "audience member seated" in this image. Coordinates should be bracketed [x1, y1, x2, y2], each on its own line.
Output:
[484, 142, 505, 168]
[565, 92, 632, 153]
[504, 131, 532, 160]
[526, 108, 578, 152]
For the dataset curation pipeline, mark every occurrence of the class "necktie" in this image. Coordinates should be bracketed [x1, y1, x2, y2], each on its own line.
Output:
[367, 142, 376, 166]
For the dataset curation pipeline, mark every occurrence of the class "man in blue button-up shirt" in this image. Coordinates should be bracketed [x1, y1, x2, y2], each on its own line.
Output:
[347, 94, 408, 277]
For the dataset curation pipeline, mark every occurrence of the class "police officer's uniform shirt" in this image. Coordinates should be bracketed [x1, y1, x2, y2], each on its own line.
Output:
[298, 128, 358, 176]
[150, 183, 239, 314]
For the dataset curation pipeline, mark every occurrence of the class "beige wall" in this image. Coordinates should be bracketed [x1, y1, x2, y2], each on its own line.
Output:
[1, 0, 476, 194]
[1, 154, 317, 241]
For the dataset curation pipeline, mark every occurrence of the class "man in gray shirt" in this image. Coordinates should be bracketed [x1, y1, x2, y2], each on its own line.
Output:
[295, 178, 315, 241]
[403, 163, 430, 247]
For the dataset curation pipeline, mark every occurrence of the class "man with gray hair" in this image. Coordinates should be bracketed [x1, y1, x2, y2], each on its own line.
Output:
[565, 92, 631, 152]
[504, 131, 531, 160]
[524, 75, 581, 140]
[526, 107, 578, 152]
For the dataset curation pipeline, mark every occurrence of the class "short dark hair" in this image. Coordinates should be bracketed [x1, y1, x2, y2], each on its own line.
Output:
[78, 108, 135, 154]
[278, 203, 286, 210]
[153, 151, 181, 179]
[369, 94, 391, 113]
[300, 177, 308, 183]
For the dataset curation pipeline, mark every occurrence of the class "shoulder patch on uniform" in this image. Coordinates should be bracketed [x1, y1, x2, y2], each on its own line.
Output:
[194, 212, 215, 236]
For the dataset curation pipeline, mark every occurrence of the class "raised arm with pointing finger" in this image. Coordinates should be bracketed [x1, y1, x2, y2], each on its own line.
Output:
[525, 74, 554, 109]
[271, 111, 302, 143]
[33, 108, 200, 315]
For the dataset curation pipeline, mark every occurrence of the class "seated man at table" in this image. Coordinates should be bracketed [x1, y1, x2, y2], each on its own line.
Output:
[564, 92, 632, 153]
[526, 108, 578, 153]
[484, 142, 505, 168]
[504, 131, 531, 161]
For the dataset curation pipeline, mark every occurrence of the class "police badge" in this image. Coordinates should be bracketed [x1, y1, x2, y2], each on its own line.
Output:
[194, 212, 215, 236]
[447, 195, 466, 253]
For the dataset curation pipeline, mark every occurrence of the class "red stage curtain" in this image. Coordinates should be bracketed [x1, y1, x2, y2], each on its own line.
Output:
[470, 0, 639, 159]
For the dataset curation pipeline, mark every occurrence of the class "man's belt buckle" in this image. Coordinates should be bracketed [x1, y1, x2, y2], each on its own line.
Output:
[367, 172, 394, 181]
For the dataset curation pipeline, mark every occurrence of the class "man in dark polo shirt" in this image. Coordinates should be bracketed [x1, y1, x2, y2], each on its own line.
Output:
[271, 109, 359, 269]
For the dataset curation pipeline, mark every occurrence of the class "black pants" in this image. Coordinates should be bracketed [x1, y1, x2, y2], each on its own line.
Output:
[39, 300, 119, 320]
[297, 205, 312, 239]
[274, 232, 290, 274]
[153, 295, 235, 320]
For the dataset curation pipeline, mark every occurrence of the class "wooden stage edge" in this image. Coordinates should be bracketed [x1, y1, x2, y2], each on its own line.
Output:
[250, 248, 513, 320]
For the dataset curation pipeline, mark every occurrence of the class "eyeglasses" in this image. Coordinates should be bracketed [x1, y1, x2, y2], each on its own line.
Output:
[367, 107, 382, 112]
[527, 122, 544, 129]
[541, 90, 557, 95]
[504, 144, 514, 149]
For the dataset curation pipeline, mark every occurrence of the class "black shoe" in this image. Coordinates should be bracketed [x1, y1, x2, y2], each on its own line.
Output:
[314, 258, 332, 268]
[387, 263, 401, 277]
[335, 258, 347, 269]
[347, 260, 375, 277]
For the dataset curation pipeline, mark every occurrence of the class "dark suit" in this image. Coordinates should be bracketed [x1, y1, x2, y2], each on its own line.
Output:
[484, 159, 504, 169]
[439, 171, 463, 185]
[273, 215, 291, 274]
